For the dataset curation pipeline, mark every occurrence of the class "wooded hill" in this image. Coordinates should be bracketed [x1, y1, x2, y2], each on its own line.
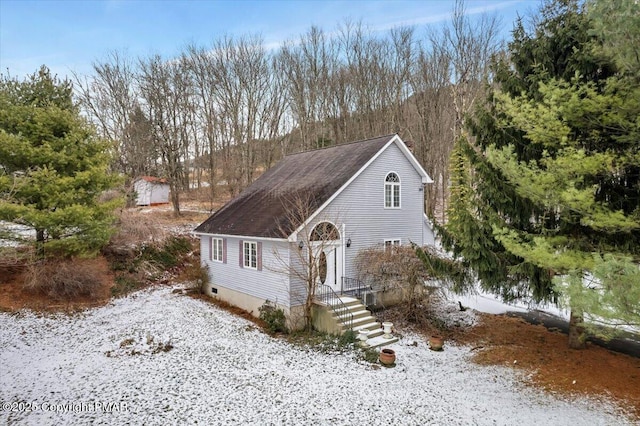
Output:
[74, 0, 499, 218]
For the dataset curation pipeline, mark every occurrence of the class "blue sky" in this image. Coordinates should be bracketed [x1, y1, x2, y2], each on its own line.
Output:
[0, 0, 538, 80]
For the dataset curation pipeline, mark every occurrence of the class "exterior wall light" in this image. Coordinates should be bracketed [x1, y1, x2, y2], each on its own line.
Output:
[346, 238, 352, 248]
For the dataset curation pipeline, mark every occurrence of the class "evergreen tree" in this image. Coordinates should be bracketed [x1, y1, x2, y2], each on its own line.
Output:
[0, 66, 122, 258]
[440, 0, 639, 348]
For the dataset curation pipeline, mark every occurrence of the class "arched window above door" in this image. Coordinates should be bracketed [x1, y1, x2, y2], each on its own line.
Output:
[310, 222, 340, 241]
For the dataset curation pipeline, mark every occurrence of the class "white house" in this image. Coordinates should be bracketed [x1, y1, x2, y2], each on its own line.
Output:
[194, 134, 436, 332]
[133, 176, 170, 206]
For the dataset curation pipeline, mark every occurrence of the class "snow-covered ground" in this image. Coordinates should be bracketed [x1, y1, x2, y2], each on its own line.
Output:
[0, 221, 35, 248]
[0, 287, 632, 425]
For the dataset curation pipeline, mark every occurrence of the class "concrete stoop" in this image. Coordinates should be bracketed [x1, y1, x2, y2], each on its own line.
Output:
[327, 296, 398, 348]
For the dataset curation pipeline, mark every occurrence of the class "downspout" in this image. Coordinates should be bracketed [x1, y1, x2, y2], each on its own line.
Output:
[341, 223, 346, 293]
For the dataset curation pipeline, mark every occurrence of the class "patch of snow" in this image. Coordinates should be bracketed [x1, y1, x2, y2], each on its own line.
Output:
[436, 281, 568, 319]
[0, 221, 35, 247]
[0, 287, 632, 425]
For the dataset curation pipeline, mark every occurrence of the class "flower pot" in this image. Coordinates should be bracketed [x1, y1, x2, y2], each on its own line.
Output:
[379, 348, 396, 366]
[429, 335, 444, 351]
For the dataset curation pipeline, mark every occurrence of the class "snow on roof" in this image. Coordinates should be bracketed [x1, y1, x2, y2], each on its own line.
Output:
[0, 286, 630, 425]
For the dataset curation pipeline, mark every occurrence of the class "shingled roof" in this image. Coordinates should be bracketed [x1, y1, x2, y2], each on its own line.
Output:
[194, 134, 398, 239]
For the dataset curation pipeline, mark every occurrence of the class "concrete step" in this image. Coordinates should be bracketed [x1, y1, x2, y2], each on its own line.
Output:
[333, 309, 370, 321]
[366, 334, 399, 348]
[331, 302, 364, 314]
[326, 296, 360, 308]
[349, 315, 377, 328]
[318, 294, 399, 349]
[351, 322, 381, 333]
[366, 328, 384, 339]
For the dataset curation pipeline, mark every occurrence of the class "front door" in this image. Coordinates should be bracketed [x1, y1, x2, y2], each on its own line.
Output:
[316, 243, 342, 293]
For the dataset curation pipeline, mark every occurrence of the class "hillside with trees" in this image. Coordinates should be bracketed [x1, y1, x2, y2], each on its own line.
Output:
[73, 0, 500, 218]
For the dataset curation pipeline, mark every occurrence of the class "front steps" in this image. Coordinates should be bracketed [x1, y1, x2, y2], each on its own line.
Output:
[322, 296, 398, 348]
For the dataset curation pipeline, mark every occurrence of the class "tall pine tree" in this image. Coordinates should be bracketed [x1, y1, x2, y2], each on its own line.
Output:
[0, 66, 122, 258]
[440, 0, 639, 348]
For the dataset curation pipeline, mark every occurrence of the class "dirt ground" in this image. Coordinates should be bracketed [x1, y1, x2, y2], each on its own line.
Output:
[453, 313, 640, 419]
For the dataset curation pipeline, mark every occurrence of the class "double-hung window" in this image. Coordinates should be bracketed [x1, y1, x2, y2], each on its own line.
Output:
[243, 241, 258, 269]
[211, 237, 224, 262]
[384, 172, 401, 208]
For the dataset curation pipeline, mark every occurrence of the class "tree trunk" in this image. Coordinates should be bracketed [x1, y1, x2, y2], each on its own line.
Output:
[36, 228, 45, 259]
[170, 184, 181, 217]
[568, 309, 587, 349]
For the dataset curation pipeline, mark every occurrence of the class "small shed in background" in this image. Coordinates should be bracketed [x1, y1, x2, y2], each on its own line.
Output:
[134, 176, 170, 206]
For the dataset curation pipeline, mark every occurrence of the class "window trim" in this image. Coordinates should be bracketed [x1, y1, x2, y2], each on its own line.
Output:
[384, 172, 401, 209]
[384, 239, 401, 252]
[240, 240, 262, 270]
[211, 237, 224, 263]
[243, 241, 258, 270]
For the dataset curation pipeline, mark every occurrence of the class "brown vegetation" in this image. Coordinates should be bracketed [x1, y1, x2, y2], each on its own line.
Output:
[0, 206, 205, 312]
[24, 260, 106, 299]
[0, 256, 113, 312]
[382, 303, 640, 420]
[457, 313, 640, 419]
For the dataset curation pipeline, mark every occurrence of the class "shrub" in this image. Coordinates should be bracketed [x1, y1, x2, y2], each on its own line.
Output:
[181, 263, 209, 293]
[111, 274, 145, 297]
[338, 329, 357, 347]
[361, 347, 380, 364]
[24, 259, 103, 300]
[108, 209, 167, 247]
[258, 300, 287, 334]
[142, 236, 192, 268]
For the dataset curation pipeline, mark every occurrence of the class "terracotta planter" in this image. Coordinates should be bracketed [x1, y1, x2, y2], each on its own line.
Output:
[429, 335, 444, 351]
[379, 348, 396, 366]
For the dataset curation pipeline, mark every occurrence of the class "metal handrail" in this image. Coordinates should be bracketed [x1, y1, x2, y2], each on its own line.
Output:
[341, 276, 371, 297]
[316, 284, 354, 331]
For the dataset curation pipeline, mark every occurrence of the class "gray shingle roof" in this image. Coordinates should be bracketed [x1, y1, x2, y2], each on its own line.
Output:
[194, 134, 397, 238]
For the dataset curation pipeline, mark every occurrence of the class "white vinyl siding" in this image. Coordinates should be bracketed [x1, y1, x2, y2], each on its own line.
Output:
[201, 236, 290, 306]
[314, 141, 426, 280]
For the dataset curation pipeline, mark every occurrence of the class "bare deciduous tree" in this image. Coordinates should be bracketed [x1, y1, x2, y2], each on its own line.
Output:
[138, 54, 194, 216]
[75, 0, 501, 220]
[271, 192, 344, 331]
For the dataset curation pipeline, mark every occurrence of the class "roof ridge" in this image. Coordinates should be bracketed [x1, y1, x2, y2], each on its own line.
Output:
[284, 134, 397, 158]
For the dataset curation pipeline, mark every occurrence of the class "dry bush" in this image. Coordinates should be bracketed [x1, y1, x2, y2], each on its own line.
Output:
[356, 245, 432, 323]
[24, 260, 104, 300]
[0, 247, 32, 282]
[109, 209, 168, 247]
